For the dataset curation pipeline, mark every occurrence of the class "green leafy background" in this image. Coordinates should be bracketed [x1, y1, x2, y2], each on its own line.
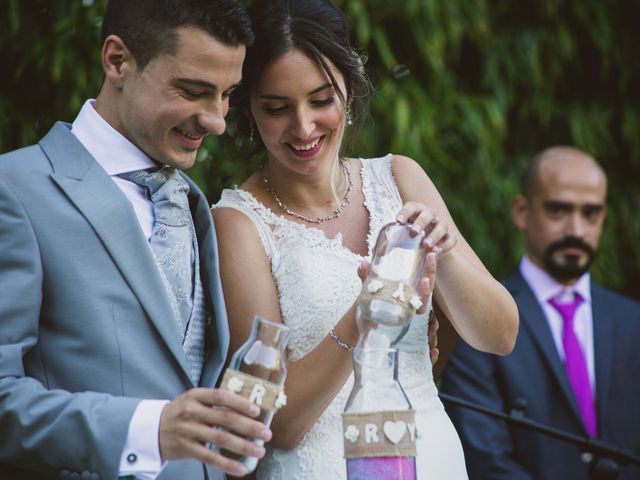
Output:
[1, 0, 638, 299]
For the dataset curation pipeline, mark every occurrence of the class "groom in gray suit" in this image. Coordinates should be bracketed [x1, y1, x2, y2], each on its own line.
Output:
[0, 1, 271, 479]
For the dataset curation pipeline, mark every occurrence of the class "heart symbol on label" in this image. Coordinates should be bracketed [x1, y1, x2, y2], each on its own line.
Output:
[383, 420, 407, 444]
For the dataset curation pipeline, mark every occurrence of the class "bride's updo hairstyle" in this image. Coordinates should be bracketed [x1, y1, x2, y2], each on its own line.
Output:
[234, 0, 371, 156]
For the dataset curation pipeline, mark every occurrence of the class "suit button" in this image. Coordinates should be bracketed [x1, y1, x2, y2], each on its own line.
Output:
[126, 453, 138, 464]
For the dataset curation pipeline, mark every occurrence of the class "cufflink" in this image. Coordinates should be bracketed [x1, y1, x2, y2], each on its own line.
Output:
[126, 453, 138, 464]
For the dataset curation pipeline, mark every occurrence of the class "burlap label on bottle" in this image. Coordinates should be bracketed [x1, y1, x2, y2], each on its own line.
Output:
[342, 410, 417, 458]
[358, 278, 423, 313]
[220, 369, 286, 412]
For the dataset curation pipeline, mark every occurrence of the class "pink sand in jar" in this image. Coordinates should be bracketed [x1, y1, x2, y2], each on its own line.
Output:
[347, 456, 416, 480]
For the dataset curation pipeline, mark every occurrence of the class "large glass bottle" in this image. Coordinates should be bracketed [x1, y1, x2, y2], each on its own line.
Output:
[219, 316, 290, 473]
[342, 347, 417, 480]
[356, 222, 427, 348]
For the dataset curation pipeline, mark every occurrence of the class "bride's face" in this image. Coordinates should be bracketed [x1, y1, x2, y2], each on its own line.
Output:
[250, 48, 348, 176]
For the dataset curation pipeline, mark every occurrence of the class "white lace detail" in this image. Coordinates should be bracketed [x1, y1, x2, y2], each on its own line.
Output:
[213, 154, 468, 479]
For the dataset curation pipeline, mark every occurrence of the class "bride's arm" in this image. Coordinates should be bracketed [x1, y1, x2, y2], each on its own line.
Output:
[391, 154, 518, 355]
[213, 205, 435, 451]
[213, 206, 358, 450]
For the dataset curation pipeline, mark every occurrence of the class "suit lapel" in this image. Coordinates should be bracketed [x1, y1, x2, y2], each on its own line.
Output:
[506, 272, 585, 428]
[41, 123, 194, 383]
[591, 285, 615, 421]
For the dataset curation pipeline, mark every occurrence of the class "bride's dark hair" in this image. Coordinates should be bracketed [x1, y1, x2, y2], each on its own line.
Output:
[233, 0, 371, 156]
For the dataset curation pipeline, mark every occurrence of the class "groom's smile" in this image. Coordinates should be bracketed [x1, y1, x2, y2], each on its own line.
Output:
[174, 126, 207, 151]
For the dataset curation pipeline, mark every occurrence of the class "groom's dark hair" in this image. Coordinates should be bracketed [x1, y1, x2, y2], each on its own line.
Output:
[101, 0, 254, 70]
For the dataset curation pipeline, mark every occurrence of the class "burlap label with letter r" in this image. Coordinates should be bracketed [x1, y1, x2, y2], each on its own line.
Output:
[220, 369, 286, 412]
[342, 410, 417, 458]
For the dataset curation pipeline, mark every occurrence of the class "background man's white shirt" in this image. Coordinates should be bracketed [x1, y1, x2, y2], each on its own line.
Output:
[519, 256, 596, 390]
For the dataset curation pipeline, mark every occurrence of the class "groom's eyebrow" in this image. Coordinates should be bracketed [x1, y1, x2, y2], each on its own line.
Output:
[172, 78, 241, 92]
[173, 78, 214, 89]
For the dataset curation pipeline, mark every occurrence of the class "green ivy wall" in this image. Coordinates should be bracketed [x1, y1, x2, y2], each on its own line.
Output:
[1, 0, 638, 298]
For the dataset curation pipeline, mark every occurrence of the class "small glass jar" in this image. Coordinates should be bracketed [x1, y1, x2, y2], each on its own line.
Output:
[342, 347, 417, 479]
[357, 222, 427, 348]
[218, 316, 290, 473]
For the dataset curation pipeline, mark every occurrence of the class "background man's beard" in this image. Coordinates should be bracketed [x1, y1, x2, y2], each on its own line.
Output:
[542, 236, 596, 282]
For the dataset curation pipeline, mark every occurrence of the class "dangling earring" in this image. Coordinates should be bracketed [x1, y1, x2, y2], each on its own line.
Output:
[249, 121, 255, 142]
[346, 107, 353, 126]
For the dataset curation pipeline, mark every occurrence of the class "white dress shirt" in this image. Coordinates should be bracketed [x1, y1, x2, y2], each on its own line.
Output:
[72, 99, 168, 479]
[519, 256, 596, 391]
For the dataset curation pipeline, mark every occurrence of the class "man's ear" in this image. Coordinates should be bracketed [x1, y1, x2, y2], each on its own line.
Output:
[511, 194, 529, 231]
[101, 34, 134, 89]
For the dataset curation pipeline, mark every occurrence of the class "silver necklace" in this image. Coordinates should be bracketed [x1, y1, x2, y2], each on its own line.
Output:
[262, 163, 353, 224]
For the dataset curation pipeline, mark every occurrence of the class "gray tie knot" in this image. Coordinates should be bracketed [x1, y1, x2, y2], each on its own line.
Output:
[120, 167, 191, 228]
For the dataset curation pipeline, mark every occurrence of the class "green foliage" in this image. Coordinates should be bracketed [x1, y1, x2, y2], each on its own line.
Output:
[0, 0, 104, 148]
[334, 0, 640, 298]
[1, 0, 638, 298]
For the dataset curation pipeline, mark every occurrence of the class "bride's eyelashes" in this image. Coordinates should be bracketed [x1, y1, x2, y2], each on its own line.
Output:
[261, 96, 337, 116]
[311, 96, 336, 107]
[264, 104, 287, 115]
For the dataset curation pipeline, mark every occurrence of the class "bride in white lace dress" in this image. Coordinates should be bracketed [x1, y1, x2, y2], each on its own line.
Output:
[212, 1, 519, 478]
[217, 155, 467, 479]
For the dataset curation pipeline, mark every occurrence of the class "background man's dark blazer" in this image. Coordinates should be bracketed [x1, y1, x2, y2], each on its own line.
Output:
[441, 270, 640, 479]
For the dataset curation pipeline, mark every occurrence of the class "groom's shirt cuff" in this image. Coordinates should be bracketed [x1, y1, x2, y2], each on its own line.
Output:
[119, 399, 169, 480]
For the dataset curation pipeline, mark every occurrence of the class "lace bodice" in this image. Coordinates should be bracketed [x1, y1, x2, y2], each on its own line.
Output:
[214, 154, 466, 479]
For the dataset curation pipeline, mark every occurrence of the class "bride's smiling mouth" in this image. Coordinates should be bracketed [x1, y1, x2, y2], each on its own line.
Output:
[286, 136, 324, 158]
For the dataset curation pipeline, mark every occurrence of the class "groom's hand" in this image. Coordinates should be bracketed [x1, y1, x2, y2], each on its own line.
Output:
[159, 388, 271, 476]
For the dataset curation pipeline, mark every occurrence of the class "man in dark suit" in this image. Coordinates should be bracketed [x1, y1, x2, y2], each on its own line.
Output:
[0, 1, 271, 479]
[441, 146, 640, 479]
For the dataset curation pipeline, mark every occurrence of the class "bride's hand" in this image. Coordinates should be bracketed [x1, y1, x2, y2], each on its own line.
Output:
[417, 251, 439, 364]
[358, 252, 436, 311]
[416, 251, 437, 315]
[358, 251, 438, 357]
[396, 201, 457, 257]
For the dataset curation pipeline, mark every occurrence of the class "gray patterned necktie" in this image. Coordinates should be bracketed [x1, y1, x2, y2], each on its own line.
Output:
[119, 167, 204, 382]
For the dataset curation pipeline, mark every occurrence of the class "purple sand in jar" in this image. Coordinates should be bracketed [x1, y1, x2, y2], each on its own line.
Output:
[347, 456, 416, 480]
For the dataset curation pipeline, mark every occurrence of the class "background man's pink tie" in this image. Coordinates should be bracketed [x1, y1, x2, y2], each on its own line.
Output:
[549, 293, 598, 437]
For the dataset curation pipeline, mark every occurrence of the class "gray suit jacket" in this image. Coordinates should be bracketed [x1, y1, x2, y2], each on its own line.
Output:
[0, 123, 229, 480]
[441, 270, 640, 479]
